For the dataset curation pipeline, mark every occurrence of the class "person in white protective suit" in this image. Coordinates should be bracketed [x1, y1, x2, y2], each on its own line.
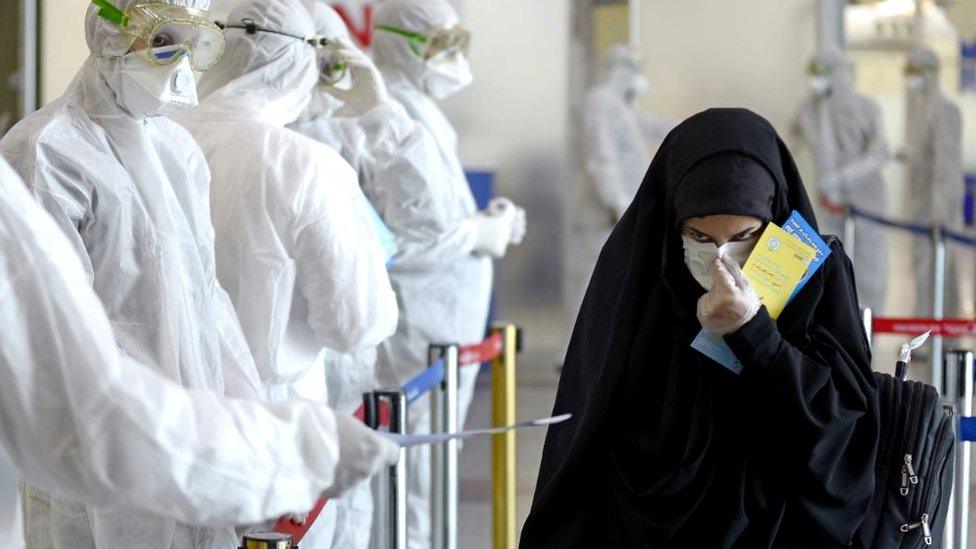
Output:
[173, 0, 398, 541]
[560, 44, 673, 365]
[0, 156, 400, 549]
[372, 0, 526, 546]
[0, 0, 273, 546]
[176, 0, 397, 403]
[285, 1, 446, 546]
[792, 47, 890, 312]
[902, 46, 964, 318]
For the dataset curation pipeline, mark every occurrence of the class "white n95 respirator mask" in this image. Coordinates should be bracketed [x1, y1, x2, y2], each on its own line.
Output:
[118, 48, 198, 118]
[682, 235, 756, 291]
[424, 51, 473, 100]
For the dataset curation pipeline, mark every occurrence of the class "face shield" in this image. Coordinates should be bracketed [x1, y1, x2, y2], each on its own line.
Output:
[375, 23, 471, 60]
[91, 0, 225, 71]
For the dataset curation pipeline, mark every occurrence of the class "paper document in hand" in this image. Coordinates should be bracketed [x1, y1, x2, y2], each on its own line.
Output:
[691, 217, 819, 374]
[742, 223, 816, 319]
[382, 414, 572, 448]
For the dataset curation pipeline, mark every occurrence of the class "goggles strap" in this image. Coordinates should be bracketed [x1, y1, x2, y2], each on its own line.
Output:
[217, 19, 328, 48]
[91, 0, 129, 28]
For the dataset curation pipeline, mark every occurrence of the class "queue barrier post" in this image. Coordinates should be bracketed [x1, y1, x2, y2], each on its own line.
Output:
[932, 227, 947, 395]
[429, 344, 460, 549]
[943, 350, 974, 549]
[862, 308, 873, 350]
[365, 391, 408, 549]
[491, 324, 521, 549]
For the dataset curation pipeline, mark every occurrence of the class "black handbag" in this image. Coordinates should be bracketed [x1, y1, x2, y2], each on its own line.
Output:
[855, 367, 955, 548]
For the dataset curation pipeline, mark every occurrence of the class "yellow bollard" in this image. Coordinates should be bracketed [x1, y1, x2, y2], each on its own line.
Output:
[491, 323, 519, 549]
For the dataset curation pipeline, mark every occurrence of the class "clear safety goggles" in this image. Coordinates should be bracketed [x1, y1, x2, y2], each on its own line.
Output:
[375, 24, 471, 60]
[317, 45, 349, 86]
[91, 0, 225, 71]
[904, 62, 936, 77]
[805, 59, 837, 77]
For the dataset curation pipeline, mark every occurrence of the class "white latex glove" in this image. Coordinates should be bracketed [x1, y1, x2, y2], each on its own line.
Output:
[322, 415, 401, 499]
[322, 39, 391, 115]
[471, 210, 514, 259]
[286, 512, 308, 525]
[697, 255, 761, 336]
[489, 197, 527, 245]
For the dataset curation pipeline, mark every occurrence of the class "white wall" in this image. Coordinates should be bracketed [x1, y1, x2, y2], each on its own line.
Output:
[638, 0, 820, 142]
[39, 0, 88, 104]
[440, 0, 571, 307]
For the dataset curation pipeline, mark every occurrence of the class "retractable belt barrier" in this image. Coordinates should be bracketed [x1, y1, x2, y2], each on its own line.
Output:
[848, 206, 976, 247]
[846, 207, 976, 395]
[273, 330, 509, 544]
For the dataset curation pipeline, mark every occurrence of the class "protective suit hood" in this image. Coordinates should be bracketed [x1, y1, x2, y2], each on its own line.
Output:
[195, 0, 317, 125]
[373, 0, 461, 92]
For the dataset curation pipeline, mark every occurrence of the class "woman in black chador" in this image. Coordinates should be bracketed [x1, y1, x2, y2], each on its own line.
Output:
[521, 109, 878, 548]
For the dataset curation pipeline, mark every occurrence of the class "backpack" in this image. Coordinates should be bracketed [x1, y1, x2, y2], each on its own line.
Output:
[855, 371, 955, 548]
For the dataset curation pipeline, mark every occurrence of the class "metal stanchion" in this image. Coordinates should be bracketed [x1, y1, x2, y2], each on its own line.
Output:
[862, 308, 873, 351]
[429, 345, 459, 549]
[843, 209, 856, 261]
[365, 391, 408, 549]
[933, 228, 946, 394]
[944, 350, 974, 549]
[491, 324, 520, 549]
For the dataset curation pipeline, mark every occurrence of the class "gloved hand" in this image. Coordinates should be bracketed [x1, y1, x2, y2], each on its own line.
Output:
[488, 197, 527, 245]
[322, 415, 401, 499]
[818, 171, 842, 196]
[697, 255, 761, 336]
[322, 39, 391, 115]
[286, 512, 308, 525]
[471, 211, 514, 258]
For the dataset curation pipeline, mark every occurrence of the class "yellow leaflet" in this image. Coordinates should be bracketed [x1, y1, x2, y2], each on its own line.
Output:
[742, 223, 816, 319]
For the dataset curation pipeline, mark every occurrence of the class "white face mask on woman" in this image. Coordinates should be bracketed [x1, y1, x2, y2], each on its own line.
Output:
[117, 48, 198, 118]
[681, 235, 756, 290]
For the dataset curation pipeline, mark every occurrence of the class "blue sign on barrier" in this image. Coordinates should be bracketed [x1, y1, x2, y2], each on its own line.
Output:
[402, 358, 445, 405]
[962, 416, 976, 442]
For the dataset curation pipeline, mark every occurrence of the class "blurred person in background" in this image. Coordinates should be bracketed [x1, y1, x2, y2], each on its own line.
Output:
[793, 47, 890, 313]
[902, 46, 964, 319]
[371, 0, 526, 546]
[561, 44, 673, 366]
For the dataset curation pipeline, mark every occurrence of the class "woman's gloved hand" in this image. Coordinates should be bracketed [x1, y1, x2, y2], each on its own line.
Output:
[322, 415, 401, 499]
[488, 197, 527, 245]
[322, 39, 391, 115]
[697, 255, 761, 336]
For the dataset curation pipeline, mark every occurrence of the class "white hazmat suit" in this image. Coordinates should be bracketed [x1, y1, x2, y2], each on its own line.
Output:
[562, 44, 672, 362]
[174, 0, 398, 407]
[372, 1, 525, 546]
[904, 47, 964, 318]
[0, 157, 398, 549]
[793, 47, 890, 312]
[0, 1, 267, 546]
[286, 2, 439, 547]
